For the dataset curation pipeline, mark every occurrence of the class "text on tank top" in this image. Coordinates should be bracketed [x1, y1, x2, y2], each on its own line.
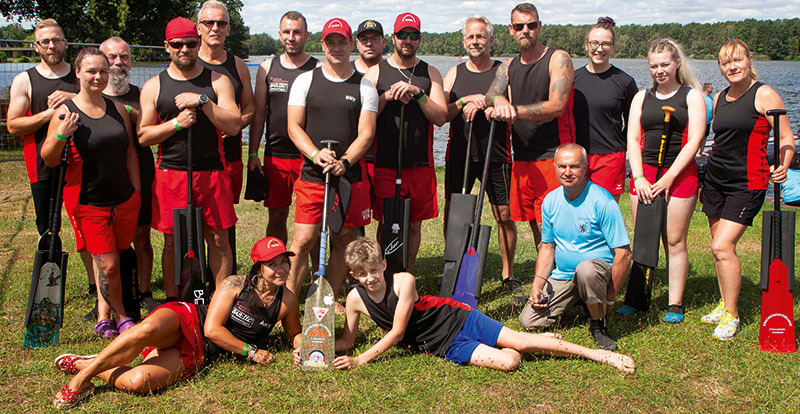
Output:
[266, 56, 318, 158]
[640, 85, 690, 168]
[65, 98, 134, 206]
[155, 68, 223, 171]
[24, 67, 79, 183]
[572, 65, 638, 154]
[300, 67, 364, 184]
[374, 59, 434, 168]
[448, 60, 511, 163]
[507, 49, 575, 161]
[355, 272, 471, 357]
[199, 53, 243, 163]
[707, 82, 770, 190]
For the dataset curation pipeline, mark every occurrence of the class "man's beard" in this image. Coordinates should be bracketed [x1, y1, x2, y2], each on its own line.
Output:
[108, 65, 130, 94]
[174, 54, 196, 70]
[41, 51, 64, 66]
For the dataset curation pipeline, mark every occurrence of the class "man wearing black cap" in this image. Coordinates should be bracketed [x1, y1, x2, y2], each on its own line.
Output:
[352, 20, 386, 75]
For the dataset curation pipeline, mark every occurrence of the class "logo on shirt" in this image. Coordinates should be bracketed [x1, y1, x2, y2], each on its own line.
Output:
[230, 306, 255, 328]
[345, 95, 356, 102]
[577, 221, 589, 234]
[269, 76, 289, 93]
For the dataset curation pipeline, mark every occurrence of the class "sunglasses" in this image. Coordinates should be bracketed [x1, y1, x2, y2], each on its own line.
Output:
[200, 19, 229, 29]
[511, 21, 539, 31]
[395, 31, 420, 40]
[168, 40, 199, 49]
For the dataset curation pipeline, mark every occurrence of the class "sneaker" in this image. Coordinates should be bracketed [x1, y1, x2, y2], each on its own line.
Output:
[712, 310, 740, 340]
[701, 299, 725, 324]
[589, 319, 618, 350]
[663, 304, 684, 323]
[502, 277, 523, 294]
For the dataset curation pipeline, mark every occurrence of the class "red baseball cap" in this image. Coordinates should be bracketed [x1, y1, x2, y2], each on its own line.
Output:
[250, 237, 295, 263]
[322, 18, 352, 40]
[165, 17, 198, 41]
[394, 12, 421, 33]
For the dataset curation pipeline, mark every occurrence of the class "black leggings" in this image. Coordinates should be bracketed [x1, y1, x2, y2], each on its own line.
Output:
[30, 179, 54, 236]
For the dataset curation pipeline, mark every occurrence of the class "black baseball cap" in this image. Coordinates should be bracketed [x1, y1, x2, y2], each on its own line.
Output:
[355, 20, 383, 37]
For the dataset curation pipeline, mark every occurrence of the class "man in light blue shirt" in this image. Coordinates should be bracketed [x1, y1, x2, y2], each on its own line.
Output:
[519, 143, 632, 350]
[703, 82, 713, 137]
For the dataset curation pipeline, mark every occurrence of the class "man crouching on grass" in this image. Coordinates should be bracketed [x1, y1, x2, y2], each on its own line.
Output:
[298, 237, 634, 373]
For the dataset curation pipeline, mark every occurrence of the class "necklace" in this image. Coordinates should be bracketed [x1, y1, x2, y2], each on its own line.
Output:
[393, 56, 418, 85]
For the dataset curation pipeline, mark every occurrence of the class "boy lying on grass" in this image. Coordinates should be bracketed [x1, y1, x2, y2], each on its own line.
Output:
[294, 238, 634, 373]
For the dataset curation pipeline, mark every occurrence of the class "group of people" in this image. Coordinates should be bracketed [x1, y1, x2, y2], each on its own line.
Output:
[6, 0, 796, 409]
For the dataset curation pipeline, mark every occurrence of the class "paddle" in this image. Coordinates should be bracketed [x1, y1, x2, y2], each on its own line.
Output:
[621, 105, 675, 313]
[759, 108, 796, 353]
[451, 121, 495, 307]
[300, 140, 338, 371]
[326, 173, 352, 234]
[381, 104, 411, 274]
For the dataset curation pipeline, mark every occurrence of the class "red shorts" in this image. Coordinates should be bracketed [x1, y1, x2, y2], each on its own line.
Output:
[373, 166, 438, 222]
[587, 152, 626, 195]
[141, 302, 204, 379]
[225, 160, 243, 204]
[62, 167, 85, 252]
[294, 166, 371, 227]
[74, 191, 140, 255]
[152, 168, 238, 234]
[510, 159, 560, 222]
[366, 161, 376, 206]
[263, 156, 303, 209]
[630, 161, 699, 199]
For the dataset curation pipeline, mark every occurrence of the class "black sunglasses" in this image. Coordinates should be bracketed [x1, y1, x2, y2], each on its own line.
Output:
[168, 40, 199, 49]
[511, 21, 540, 31]
[395, 31, 420, 40]
[200, 20, 229, 29]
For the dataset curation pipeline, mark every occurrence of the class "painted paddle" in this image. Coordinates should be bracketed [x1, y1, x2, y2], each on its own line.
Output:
[381, 104, 411, 274]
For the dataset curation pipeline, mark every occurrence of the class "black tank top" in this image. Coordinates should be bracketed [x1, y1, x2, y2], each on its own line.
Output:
[104, 85, 149, 158]
[300, 67, 364, 184]
[155, 68, 223, 171]
[199, 53, 243, 163]
[507, 49, 575, 161]
[266, 56, 318, 158]
[65, 98, 134, 206]
[706, 82, 771, 190]
[640, 86, 690, 168]
[356, 273, 471, 357]
[24, 66, 79, 183]
[197, 282, 283, 357]
[448, 61, 511, 163]
[573, 65, 638, 154]
[374, 59, 434, 168]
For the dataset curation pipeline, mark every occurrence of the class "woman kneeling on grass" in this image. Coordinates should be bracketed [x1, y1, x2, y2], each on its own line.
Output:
[52, 237, 302, 409]
[296, 238, 634, 373]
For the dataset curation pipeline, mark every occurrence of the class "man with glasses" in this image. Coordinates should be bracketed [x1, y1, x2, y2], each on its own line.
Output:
[485, 2, 575, 248]
[364, 12, 447, 272]
[197, 0, 255, 273]
[139, 17, 241, 300]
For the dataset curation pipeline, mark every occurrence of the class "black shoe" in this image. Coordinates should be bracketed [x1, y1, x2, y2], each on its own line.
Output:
[589, 319, 618, 351]
[502, 277, 522, 294]
[140, 296, 162, 313]
[83, 301, 98, 322]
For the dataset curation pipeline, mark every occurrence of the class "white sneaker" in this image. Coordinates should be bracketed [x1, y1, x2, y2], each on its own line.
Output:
[701, 299, 725, 324]
[712, 310, 740, 340]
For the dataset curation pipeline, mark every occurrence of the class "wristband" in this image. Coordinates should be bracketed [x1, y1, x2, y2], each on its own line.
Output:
[311, 150, 319, 163]
[341, 158, 351, 170]
[248, 152, 258, 157]
[415, 92, 427, 103]
[55, 132, 69, 142]
[459, 97, 465, 107]
[633, 174, 645, 181]
[241, 343, 250, 356]
[492, 95, 501, 103]
[172, 118, 181, 131]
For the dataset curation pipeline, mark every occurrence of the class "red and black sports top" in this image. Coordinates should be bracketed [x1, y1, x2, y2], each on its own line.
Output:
[639, 86, 691, 168]
[64, 98, 134, 206]
[507, 49, 575, 161]
[447, 61, 511, 164]
[573, 65, 638, 155]
[23, 67, 78, 184]
[199, 53, 243, 163]
[355, 273, 471, 357]
[706, 82, 771, 190]
[374, 59, 434, 169]
[265, 56, 318, 158]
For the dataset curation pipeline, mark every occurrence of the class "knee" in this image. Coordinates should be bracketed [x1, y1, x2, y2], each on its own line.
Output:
[496, 349, 522, 372]
[710, 240, 734, 261]
[519, 308, 553, 331]
[163, 235, 174, 251]
[206, 230, 230, 250]
[117, 369, 158, 394]
[575, 260, 603, 283]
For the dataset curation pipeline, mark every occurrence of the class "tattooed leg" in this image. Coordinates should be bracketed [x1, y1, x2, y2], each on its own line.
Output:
[93, 251, 127, 320]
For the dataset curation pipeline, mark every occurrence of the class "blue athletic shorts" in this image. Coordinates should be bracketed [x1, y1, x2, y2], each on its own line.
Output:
[444, 309, 504, 365]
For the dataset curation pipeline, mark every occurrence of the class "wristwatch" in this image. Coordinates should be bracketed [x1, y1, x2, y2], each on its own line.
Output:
[246, 343, 257, 361]
[411, 89, 425, 101]
[198, 94, 209, 108]
[341, 158, 351, 170]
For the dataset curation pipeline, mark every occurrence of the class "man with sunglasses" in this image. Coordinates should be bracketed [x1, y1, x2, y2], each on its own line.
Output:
[485, 2, 575, 248]
[139, 17, 241, 300]
[197, 0, 255, 273]
[364, 12, 447, 272]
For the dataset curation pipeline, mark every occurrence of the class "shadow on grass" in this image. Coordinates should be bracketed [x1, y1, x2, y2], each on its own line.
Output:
[0, 193, 31, 311]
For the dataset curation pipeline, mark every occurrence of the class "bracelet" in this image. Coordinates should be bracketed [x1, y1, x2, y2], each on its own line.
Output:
[248, 152, 258, 157]
[172, 118, 181, 131]
[415, 92, 427, 103]
[241, 343, 250, 356]
[55, 132, 69, 142]
[310, 150, 319, 163]
[459, 97, 465, 107]
[633, 174, 645, 181]
[534, 275, 549, 282]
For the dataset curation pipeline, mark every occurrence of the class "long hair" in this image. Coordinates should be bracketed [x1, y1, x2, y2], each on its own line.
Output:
[717, 38, 758, 80]
[648, 38, 700, 90]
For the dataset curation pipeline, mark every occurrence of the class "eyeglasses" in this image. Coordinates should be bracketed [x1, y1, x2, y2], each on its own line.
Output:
[587, 40, 614, 49]
[358, 35, 383, 44]
[35, 37, 65, 47]
[199, 20, 229, 29]
[395, 31, 420, 41]
[168, 40, 199, 49]
[511, 22, 539, 31]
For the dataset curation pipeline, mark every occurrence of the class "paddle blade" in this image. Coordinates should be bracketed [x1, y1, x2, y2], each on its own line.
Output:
[760, 259, 797, 353]
[631, 196, 665, 267]
[179, 255, 204, 305]
[452, 248, 479, 308]
[440, 223, 469, 297]
[760, 211, 796, 291]
[23, 259, 64, 349]
[300, 277, 336, 371]
[120, 247, 141, 321]
[381, 197, 410, 274]
[327, 176, 352, 234]
[443, 194, 477, 261]
[623, 262, 654, 312]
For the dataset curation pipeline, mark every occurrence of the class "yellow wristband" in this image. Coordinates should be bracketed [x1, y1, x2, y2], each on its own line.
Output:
[172, 118, 181, 131]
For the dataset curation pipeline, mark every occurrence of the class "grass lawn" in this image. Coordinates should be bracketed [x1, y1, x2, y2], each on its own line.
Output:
[0, 156, 798, 413]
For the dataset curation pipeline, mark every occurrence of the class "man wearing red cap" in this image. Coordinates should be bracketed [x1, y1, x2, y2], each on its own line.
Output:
[286, 18, 378, 300]
[364, 12, 447, 272]
[139, 16, 241, 300]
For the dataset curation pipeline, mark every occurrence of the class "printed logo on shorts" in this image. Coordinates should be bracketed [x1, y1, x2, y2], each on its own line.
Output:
[614, 183, 623, 192]
[361, 209, 370, 220]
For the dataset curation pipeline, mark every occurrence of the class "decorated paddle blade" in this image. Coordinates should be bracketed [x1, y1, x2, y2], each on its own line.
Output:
[300, 277, 336, 371]
[760, 260, 797, 353]
[24, 260, 65, 349]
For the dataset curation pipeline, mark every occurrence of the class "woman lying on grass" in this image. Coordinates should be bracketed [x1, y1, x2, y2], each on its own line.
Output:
[52, 237, 302, 409]
[295, 238, 635, 373]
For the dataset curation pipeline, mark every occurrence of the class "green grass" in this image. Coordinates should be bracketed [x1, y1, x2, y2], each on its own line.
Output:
[0, 159, 798, 413]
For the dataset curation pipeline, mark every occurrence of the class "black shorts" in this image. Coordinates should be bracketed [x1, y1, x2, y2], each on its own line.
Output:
[137, 149, 156, 226]
[701, 180, 766, 226]
[444, 160, 511, 206]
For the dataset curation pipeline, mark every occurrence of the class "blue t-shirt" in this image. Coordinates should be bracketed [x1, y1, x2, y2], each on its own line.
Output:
[704, 94, 713, 125]
[783, 169, 800, 203]
[541, 181, 631, 280]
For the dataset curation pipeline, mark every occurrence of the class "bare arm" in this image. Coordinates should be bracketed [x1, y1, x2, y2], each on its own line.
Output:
[337, 109, 376, 173]
[41, 105, 77, 167]
[484, 59, 511, 107]
[515, 50, 573, 122]
[234, 56, 255, 128]
[527, 241, 555, 307]
[626, 90, 649, 199]
[443, 66, 485, 123]
[280, 289, 303, 349]
[138, 75, 197, 146]
[755, 84, 795, 183]
[363, 65, 383, 113]
[247, 59, 272, 173]
[333, 288, 364, 352]
[6, 72, 75, 137]
[205, 72, 241, 136]
[419, 66, 447, 126]
[607, 246, 632, 301]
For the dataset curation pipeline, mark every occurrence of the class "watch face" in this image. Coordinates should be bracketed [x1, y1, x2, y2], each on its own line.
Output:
[199, 94, 209, 105]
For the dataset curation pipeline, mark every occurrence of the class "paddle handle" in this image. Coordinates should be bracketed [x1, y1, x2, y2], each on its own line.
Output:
[186, 126, 195, 255]
[317, 140, 339, 278]
[48, 139, 70, 262]
[468, 121, 496, 249]
[461, 121, 473, 194]
[766, 109, 786, 259]
[395, 104, 406, 200]
[656, 105, 676, 181]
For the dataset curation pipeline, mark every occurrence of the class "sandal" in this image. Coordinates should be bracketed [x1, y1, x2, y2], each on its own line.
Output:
[93, 319, 118, 339]
[54, 354, 97, 375]
[53, 383, 95, 409]
[116, 317, 136, 334]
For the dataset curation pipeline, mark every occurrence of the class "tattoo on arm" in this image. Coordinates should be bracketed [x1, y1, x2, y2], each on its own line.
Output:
[485, 61, 511, 106]
[220, 275, 246, 291]
[551, 76, 570, 97]
[557, 54, 571, 69]
[93, 255, 112, 306]
[517, 102, 545, 117]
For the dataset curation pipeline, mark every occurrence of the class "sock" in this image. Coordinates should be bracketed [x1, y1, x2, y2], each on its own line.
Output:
[166, 296, 178, 303]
